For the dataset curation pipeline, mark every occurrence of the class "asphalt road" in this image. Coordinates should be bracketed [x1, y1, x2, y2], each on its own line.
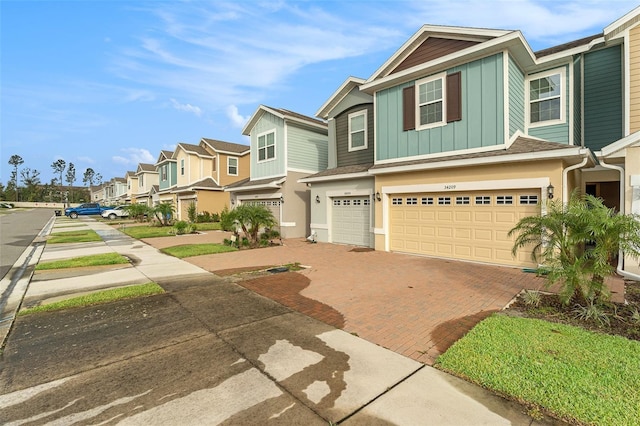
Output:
[0, 208, 55, 280]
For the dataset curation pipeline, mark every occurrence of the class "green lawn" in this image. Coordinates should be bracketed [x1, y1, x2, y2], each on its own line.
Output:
[160, 243, 237, 258]
[19, 283, 165, 315]
[47, 230, 102, 244]
[122, 222, 222, 239]
[436, 314, 640, 425]
[36, 253, 129, 270]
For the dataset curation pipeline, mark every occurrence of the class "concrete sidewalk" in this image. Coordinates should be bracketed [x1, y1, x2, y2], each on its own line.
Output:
[1, 216, 553, 425]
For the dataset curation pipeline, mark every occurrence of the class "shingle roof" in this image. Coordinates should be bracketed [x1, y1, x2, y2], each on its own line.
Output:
[137, 163, 156, 172]
[201, 138, 250, 154]
[224, 176, 284, 190]
[535, 33, 602, 58]
[172, 177, 222, 193]
[177, 142, 212, 157]
[267, 106, 327, 127]
[302, 163, 373, 180]
[369, 137, 572, 171]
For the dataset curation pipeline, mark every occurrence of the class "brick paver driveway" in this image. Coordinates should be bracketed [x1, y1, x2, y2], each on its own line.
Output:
[147, 233, 548, 365]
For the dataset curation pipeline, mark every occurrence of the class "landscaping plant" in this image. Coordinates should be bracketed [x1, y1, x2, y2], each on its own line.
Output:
[509, 192, 640, 308]
[187, 202, 197, 223]
[226, 203, 277, 248]
[124, 203, 151, 222]
[153, 201, 175, 226]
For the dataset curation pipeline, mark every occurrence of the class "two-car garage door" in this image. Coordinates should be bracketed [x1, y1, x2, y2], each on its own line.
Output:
[389, 190, 539, 267]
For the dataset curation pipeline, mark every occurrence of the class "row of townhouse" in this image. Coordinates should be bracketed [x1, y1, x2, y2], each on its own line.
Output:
[93, 7, 640, 276]
[90, 138, 251, 219]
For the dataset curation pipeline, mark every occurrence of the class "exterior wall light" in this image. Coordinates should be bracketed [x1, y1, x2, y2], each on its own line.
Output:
[547, 184, 555, 199]
[280, 196, 284, 203]
[315, 195, 320, 203]
[375, 191, 381, 201]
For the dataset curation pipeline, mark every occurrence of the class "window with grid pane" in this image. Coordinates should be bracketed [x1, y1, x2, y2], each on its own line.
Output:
[258, 131, 275, 162]
[416, 73, 446, 129]
[348, 110, 367, 151]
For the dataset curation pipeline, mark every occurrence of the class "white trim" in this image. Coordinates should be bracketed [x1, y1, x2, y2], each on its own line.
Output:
[370, 146, 585, 175]
[298, 171, 372, 184]
[226, 178, 285, 193]
[213, 149, 250, 156]
[257, 129, 277, 163]
[316, 77, 366, 119]
[280, 222, 296, 227]
[310, 223, 329, 230]
[598, 130, 640, 157]
[326, 189, 372, 197]
[287, 167, 323, 175]
[568, 59, 574, 145]
[376, 143, 507, 166]
[604, 6, 640, 37]
[624, 28, 631, 136]
[503, 50, 510, 146]
[382, 177, 550, 195]
[348, 110, 368, 151]
[237, 192, 283, 203]
[415, 72, 447, 130]
[525, 67, 566, 129]
[227, 156, 239, 176]
[283, 121, 288, 173]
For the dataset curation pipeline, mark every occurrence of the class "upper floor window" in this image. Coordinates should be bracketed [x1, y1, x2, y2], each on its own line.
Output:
[161, 165, 167, 181]
[416, 72, 446, 130]
[258, 130, 276, 162]
[527, 68, 565, 126]
[139, 174, 144, 187]
[227, 157, 238, 176]
[348, 110, 367, 151]
[212, 156, 217, 173]
[180, 159, 185, 176]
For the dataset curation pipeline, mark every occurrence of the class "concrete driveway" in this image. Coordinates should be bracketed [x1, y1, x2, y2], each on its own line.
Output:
[145, 233, 547, 365]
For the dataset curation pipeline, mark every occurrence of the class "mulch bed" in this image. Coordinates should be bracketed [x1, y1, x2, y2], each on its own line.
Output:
[505, 280, 640, 341]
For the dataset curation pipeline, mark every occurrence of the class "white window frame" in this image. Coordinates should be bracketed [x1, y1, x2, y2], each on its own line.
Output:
[227, 156, 238, 176]
[161, 164, 167, 181]
[415, 72, 447, 131]
[526, 67, 565, 128]
[180, 159, 185, 176]
[257, 130, 276, 163]
[348, 110, 367, 152]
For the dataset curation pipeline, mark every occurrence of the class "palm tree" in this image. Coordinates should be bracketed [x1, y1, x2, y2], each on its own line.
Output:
[154, 202, 175, 226]
[230, 204, 277, 248]
[509, 192, 640, 306]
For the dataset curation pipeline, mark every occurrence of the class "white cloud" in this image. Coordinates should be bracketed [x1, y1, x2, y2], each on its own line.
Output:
[226, 105, 249, 128]
[170, 98, 202, 116]
[112, 148, 155, 166]
[77, 156, 95, 164]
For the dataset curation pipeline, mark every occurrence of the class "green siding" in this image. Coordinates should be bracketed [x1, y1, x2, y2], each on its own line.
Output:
[376, 53, 504, 162]
[528, 65, 570, 144]
[287, 124, 328, 172]
[573, 56, 582, 146]
[251, 112, 285, 179]
[583, 45, 623, 152]
[508, 55, 525, 137]
[158, 162, 177, 190]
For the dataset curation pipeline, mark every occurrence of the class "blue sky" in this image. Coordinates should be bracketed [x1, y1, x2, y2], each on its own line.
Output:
[2, 0, 638, 185]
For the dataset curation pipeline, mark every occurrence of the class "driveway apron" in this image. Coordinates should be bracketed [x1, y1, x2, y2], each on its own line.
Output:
[159, 236, 548, 365]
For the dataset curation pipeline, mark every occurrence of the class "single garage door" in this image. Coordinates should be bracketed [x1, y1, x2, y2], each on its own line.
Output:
[245, 199, 281, 224]
[389, 190, 540, 267]
[332, 196, 371, 247]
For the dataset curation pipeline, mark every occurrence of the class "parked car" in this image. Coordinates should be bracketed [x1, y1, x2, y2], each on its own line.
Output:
[65, 203, 109, 219]
[101, 206, 130, 220]
[0, 202, 13, 209]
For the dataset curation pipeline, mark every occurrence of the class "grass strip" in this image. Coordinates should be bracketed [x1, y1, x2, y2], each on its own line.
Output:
[36, 253, 129, 270]
[435, 314, 640, 425]
[161, 243, 237, 258]
[19, 283, 164, 316]
[47, 230, 102, 244]
[123, 222, 222, 239]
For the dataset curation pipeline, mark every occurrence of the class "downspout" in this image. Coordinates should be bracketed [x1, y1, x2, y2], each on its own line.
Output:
[562, 148, 589, 203]
[598, 156, 640, 281]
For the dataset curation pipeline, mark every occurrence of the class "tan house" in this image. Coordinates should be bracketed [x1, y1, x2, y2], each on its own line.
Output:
[172, 138, 250, 220]
[133, 163, 159, 207]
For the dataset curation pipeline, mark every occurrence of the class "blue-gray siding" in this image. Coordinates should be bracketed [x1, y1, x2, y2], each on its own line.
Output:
[508, 55, 525, 137]
[251, 112, 286, 179]
[376, 53, 504, 161]
[287, 124, 328, 172]
[528, 65, 570, 144]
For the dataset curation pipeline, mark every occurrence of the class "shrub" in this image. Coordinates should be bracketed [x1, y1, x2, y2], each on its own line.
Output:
[521, 290, 541, 307]
[220, 205, 235, 231]
[187, 202, 197, 223]
[172, 220, 192, 235]
[196, 211, 212, 223]
[212, 212, 220, 222]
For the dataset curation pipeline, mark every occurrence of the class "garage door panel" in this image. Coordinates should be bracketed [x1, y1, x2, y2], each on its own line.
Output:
[390, 189, 538, 267]
[332, 197, 371, 247]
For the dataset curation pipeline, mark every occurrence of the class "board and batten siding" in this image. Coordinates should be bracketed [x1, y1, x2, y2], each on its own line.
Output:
[376, 53, 504, 162]
[508, 55, 525, 137]
[629, 25, 640, 133]
[287, 124, 328, 172]
[251, 112, 286, 180]
[583, 45, 623, 152]
[528, 65, 570, 144]
[573, 56, 582, 146]
[335, 104, 375, 167]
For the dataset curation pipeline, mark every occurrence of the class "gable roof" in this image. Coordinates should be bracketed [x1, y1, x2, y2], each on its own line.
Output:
[136, 163, 157, 173]
[299, 163, 373, 183]
[174, 142, 213, 158]
[224, 176, 286, 192]
[596, 130, 640, 159]
[201, 138, 250, 156]
[171, 177, 223, 193]
[605, 5, 640, 40]
[315, 77, 366, 119]
[242, 105, 327, 136]
[125, 171, 137, 178]
[156, 150, 175, 164]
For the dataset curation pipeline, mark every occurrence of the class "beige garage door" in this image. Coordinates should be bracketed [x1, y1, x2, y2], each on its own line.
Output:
[332, 196, 371, 247]
[389, 190, 540, 267]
